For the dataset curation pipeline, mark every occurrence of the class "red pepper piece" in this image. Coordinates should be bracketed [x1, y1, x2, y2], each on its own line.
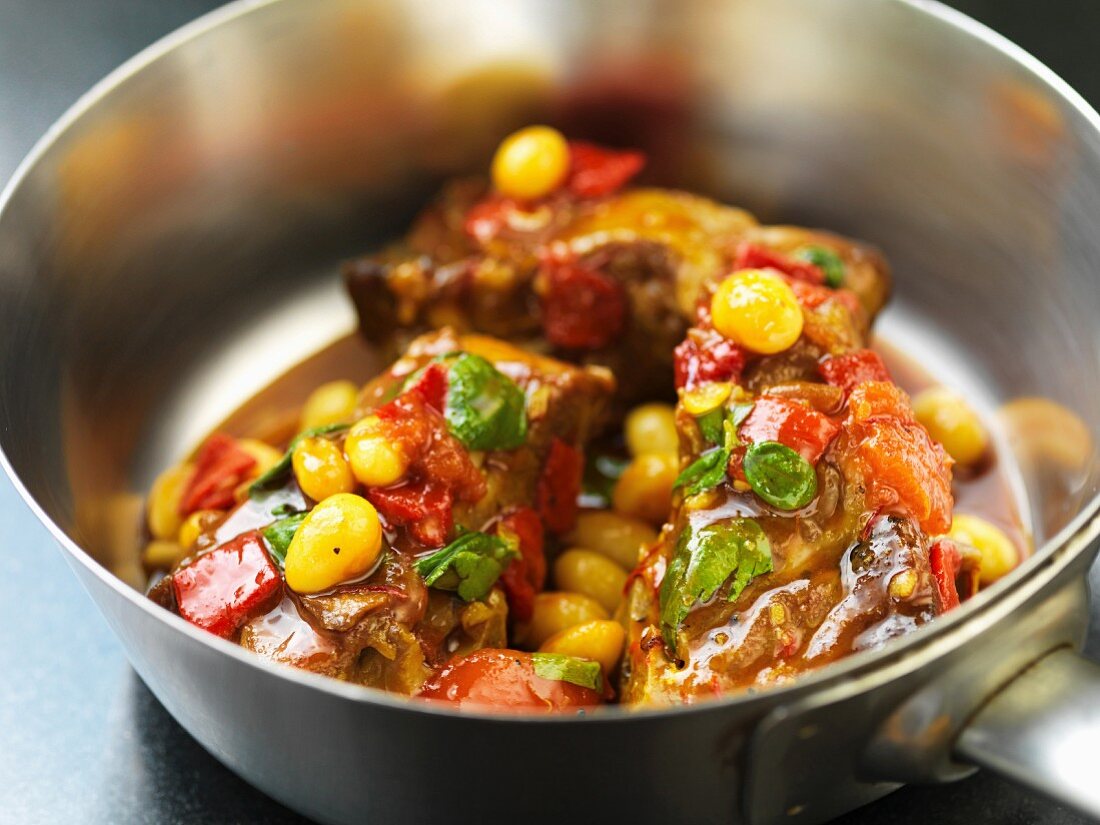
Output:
[566, 141, 646, 198]
[930, 539, 962, 612]
[819, 349, 892, 395]
[172, 530, 281, 638]
[539, 261, 626, 350]
[368, 480, 454, 548]
[179, 433, 256, 516]
[537, 439, 583, 534]
[787, 279, 861, 317]
[734, 242, 825, 285]
[406, 361, 449, 413]
[463, 196, 519, 244]
[739, 396, 841, 465]
[496, 507, 547, 622]
[673, 334, 746, 390]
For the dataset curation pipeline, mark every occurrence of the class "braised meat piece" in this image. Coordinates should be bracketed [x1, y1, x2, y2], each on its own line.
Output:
[150, 330, 613, 694]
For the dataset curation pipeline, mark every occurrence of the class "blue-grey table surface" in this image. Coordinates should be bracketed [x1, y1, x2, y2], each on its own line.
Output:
[2, 1, 1099, 822]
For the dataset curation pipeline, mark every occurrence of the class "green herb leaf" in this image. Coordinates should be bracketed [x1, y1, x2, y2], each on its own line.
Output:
[659, 519, 773, 652]
[262, 511, 307, 566]
[742, 440, 817, 510]
[531, 652, 604, 692]
[697, 408, 725, 446]
[249, 423, 349, 496]
[673, 447, 730, 497]
[444, 353, 527, 451]
[414, 531, 518, 602]
[794, 246, 846, 288]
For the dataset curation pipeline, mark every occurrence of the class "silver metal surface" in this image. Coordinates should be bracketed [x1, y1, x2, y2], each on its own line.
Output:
[957, 648, 1100, 819]
[2, 0, 1100, 823]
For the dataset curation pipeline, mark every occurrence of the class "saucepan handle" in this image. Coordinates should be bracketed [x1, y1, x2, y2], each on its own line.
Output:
[955, 647, 1100, 818]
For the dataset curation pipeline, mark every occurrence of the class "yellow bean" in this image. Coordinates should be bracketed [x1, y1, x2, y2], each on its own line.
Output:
[292, 437, 355, 501]
[624, 403, 679, 457]
[711, 269, 803, 354]
[300, 380, 358, 432]
[682, 381, 732, 416]
[540, 620, 625, 673]
[913, 387, 988, 466]
[284, 493, 383, 594]
[345, 415, 409, 487]
[612, 453, 679, 526]
[554, 548, 629, 613]
[568, 510, 657, 570]
[178, 509, 219, 550]
[147, 463, 193, 541]
[520, 591, 609, 649]
[949, 514, 1018, 586]
[491, 125, 570, 200]
[142, 540, 186, 570]
[237, 438, 283, 477]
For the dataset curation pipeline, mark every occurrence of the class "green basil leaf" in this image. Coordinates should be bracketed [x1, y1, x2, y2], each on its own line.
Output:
[531, 652, 604, 692]
[697, 408, 725, 446]
[249, 423, 349, 496]
[261, 511, 308, 566]
[673, 447, 729, 496]
[742, 440, 817, 510]
[444, 353, 527, 451]
[414, 531, 518, 602]
[659, 519, 773, 652]
[794, 245, 846, 288]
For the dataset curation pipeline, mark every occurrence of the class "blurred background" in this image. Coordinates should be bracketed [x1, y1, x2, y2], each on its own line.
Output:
[0, 0, 1096, 822]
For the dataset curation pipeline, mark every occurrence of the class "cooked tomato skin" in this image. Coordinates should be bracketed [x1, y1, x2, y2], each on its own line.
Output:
[819, 349, 891, 395]
[418, 649, 602, 711]
[673, 333, 746, 390]
[565, 141, 646, 198]
[930, 539, 962, 612]
[537, 438, 584, 534]
[733, 241, 825, 285]
[179, 433, 256, 515]
[739, 396, 840, 465]
[172, 530, 282, 638]
[496, 507, 547, 623]
[539, 261, 627, 350]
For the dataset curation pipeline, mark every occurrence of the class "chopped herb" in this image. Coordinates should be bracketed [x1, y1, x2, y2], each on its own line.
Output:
[794, 246, 846, 288]
[659, 519, 773, 652]
[674, 447, 729, 496]
[270, 502, 300, 518]
[697, 408, 725, 446]
[261, 511, 307, 566]
[249, 422, 349, 495]
[443, 353, 527, 451]
[531, 652, 604, 692]
[414, 530, 518, 602]
[742, 440, 817, 510]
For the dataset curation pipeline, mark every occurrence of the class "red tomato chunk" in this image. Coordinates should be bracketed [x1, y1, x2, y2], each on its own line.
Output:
[539, 261, 627, 350]
[739, 396, 841, 465]
[734, 242, 825, 285]
[819, 349, 891, 395]
[930, 539, 962, 612]
[537, 438, 584, 534]
[495, 507, 547, 622]
[172, 530, 281, 638]
[418, 649, 603, 711]
[179, 433, 256, 516]
[566, 141, 646, 198]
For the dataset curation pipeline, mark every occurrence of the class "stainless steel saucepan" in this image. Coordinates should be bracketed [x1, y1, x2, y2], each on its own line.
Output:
[2, 1, 1100, 822]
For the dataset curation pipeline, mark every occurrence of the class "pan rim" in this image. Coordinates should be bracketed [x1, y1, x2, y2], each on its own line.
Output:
[1, 0, 1099, 722]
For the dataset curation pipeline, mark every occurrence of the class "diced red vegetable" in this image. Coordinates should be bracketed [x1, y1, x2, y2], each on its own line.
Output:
[930, 539, 961, 612]
[566, 141, 646, 198]
[537, 438, 584, 534]
[819, 349, 891, 394]
[405, 361, 448, 413]
[172, 530, 282, 638]
[463, 196, 519, 244]
[787, 279, 861, 316]
[843, 382, 954, 534]
[734, 242, 825, 285]
[418, 649, 603, 711]
[673, 333, 746, 390]
[496, 507, 547, 622]
[179, 433, 256, 516]
[368, 480, 454, 547]
[539, 260, 626, 350]
[739, 396, 841, 465]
